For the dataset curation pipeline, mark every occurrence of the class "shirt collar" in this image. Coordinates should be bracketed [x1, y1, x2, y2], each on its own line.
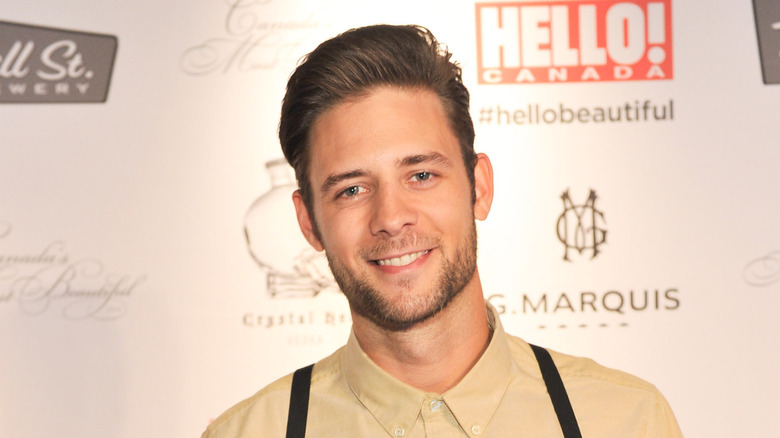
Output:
[343, 329, 425, 436]
[442, 303, 514, 434]
[342, 303, 514, 436]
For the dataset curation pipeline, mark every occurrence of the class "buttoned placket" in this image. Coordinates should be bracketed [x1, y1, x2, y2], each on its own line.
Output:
[418, 395, 465, 436]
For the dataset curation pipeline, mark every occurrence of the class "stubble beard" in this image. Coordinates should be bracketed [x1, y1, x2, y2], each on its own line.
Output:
[325, 223, 478, 332]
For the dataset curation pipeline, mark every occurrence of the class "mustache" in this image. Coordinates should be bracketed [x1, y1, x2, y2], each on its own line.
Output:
[359, 233, 439, 260]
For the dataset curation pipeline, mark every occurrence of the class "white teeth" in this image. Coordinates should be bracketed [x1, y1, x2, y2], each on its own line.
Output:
[376, 250, 429, 267]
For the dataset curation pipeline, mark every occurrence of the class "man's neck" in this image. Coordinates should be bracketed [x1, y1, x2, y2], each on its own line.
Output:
[350, 279, 492, 394]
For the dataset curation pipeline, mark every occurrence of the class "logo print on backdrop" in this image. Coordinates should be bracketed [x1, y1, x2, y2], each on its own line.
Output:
[0, 21, 117, 103]
[491, 188, 681, 330]
[743, 250, 780, 286]
[753, 0, 780, 84]
[180, 0, 321, 75]
[475, 0, 673, 84]
[557, 189, 607, 261]
[244, 159, 336, 298]
[0, 221, 144, 320]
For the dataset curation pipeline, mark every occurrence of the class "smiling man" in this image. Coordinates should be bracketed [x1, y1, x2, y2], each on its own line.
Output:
[202, 25, 682, 437]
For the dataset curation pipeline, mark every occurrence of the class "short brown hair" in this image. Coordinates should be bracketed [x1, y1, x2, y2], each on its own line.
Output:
[279, 24, 476, 219]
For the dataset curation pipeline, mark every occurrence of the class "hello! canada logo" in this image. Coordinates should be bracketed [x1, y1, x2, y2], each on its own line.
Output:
[475, 0, 673, 84]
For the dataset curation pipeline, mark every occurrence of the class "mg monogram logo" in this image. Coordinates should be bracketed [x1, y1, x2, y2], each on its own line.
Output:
[556, 189, 607, 261]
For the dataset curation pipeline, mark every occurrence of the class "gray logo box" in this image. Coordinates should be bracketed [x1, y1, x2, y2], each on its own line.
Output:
[0, 21, 117, 103]
[754, 0, 780, 84]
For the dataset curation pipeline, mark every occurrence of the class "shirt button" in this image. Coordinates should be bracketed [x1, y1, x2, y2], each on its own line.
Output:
[429, 400, 442, 411]
[471, 424, 482, 435]
[394, 427, 405, 437]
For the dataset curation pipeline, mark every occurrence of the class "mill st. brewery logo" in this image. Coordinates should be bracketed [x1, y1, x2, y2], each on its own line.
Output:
[753, 0, 780, 84]
[476, 0, 673, 84]
[0, 21, 117, 103]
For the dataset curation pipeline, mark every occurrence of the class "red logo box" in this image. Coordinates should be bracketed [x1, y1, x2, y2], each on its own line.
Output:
[476, 0, 673, 84]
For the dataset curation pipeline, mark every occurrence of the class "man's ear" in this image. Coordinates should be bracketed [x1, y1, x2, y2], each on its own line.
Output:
[473, 153, 494, 221]
[292, 190, 324, 251]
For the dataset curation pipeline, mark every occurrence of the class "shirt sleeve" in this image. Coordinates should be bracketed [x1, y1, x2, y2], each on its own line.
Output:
[648, 390, 683, 437]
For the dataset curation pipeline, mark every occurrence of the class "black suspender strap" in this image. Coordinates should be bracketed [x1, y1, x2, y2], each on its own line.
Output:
[285, 364, 314, 438]
[285, 349, 581, 438]
[530, 344, 583, 438]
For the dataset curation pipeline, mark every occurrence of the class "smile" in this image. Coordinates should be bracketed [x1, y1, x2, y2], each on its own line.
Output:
[375, 250, 430, 267]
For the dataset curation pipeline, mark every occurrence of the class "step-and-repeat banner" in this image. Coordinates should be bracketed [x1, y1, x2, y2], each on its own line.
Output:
[2, 1, 778, 436]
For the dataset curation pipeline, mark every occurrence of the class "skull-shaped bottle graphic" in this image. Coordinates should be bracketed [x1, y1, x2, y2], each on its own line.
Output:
[244, 159, 336, 297]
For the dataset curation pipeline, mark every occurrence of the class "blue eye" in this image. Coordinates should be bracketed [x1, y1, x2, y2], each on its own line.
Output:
[342, 186, 362, 197]
[413, 171, 432, 181]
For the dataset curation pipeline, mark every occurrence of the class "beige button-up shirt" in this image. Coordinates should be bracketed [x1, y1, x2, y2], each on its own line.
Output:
[203, 306, 682, 437]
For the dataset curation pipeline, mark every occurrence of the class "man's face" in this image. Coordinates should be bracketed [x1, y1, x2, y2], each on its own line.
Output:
[294, 87, 491, 331]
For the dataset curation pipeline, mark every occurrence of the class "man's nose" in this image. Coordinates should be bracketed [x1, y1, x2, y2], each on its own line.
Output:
[368, 185, 418, 237]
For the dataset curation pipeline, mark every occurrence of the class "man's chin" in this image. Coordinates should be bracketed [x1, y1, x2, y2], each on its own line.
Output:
[359, 309, 438, 332]
[353, 293, 456, 332]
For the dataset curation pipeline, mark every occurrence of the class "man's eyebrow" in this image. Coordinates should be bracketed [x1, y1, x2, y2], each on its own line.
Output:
[319, 153, 453, 194]
[320, 169, 367, 194]
[398, 152, 454, 168]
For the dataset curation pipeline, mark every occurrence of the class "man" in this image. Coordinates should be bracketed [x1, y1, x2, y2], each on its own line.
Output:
[203, 24, 682, 437]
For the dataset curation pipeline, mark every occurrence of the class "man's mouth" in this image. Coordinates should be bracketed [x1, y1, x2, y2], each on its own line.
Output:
[374, 250, 431, 267]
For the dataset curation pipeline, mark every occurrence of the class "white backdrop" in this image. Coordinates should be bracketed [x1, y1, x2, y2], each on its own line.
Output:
[1, 1, 779, 437]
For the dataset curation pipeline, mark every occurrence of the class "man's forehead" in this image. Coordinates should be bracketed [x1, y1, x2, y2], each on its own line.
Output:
[310, 86, 445, 134]
[305, 86, 461, 186]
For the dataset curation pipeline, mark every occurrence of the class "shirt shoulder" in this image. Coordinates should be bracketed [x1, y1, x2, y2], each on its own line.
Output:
[504, 334, 657, 392]
[201, 347, 344, 438]
[505, 335, 682, 437]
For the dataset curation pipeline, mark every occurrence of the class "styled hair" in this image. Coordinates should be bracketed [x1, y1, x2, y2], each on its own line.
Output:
[279, 24, 477, 219]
